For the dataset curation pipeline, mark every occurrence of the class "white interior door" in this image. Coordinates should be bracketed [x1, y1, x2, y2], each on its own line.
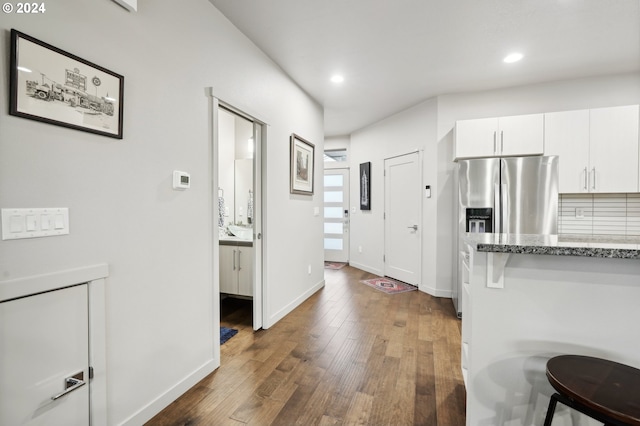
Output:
[323, 169, 350, 263]
[0, 284, 90, 425]
[384, 152, 421, 285]
[252, 122, 263, 330]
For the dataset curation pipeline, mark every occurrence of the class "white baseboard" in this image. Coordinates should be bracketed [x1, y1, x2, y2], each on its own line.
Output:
[347, 263, 452, 300]
[419, 283, 452, 298]
[348, 261, 383, 277]
[120, 359, 217, 426]
[264, 279, 325, 329]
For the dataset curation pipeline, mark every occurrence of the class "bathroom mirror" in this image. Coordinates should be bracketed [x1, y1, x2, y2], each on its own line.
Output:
[218, 108, 254, 229]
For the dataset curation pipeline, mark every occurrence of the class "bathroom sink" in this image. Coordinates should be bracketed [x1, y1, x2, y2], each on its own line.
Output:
[227, 225, 253, 240]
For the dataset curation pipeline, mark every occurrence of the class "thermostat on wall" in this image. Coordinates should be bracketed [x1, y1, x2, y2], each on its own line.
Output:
[173, 171, 191, 190]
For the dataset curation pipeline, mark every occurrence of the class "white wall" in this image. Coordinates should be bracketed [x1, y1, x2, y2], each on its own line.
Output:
[0, 1, 324, 424]
[349, 72, 640, 299]
[324, 135, 350, 150]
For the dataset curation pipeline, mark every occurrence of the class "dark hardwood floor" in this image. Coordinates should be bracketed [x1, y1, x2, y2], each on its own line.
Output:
[147, 265, 466, 425]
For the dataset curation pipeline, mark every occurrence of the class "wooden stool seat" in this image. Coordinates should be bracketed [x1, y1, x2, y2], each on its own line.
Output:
[544, 355, 640, 426]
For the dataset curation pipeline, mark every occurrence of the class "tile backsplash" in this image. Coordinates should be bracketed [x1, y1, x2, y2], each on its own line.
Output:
[559, 193, 640, 236]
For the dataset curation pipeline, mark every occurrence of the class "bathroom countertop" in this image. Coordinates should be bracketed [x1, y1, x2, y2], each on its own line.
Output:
[219, 237, 253, 247]
[463, 233, 640, 259]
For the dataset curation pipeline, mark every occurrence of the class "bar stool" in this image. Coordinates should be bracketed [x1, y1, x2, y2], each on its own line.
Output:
[544, 355, 640, 426]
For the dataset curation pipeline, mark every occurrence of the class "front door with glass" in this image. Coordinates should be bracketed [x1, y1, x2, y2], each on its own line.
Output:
[324, 169, 350, 263]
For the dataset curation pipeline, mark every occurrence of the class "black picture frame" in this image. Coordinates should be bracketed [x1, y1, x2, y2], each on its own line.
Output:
[9, 29, 124, 139]
[290, 133, 315, 195]
[360, 162, 371, 210]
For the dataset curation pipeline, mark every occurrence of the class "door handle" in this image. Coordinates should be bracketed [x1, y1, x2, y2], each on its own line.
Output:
[232, 249, 236, 270]
[408, 225, 418, 231]
[591, 167, 596, 190]
[583, 167, 588, 191]
[51, 372, 85, 401]
[238, 250, 242, 271]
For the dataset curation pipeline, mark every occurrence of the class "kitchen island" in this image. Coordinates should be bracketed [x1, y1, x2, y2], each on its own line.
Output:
[461, 233, 640, 426]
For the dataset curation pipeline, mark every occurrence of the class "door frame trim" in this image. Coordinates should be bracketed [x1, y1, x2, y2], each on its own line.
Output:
[207, 90, 267, 364]
[383, 150, 423, 287]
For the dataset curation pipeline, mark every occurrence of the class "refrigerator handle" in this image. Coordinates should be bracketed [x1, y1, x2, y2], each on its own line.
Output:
[501, 183, 508, 233]
[494, 183, 501, 233]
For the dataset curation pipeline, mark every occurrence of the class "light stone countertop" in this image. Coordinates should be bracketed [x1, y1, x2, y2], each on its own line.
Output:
[219, 236, 253, 247]
[463, 233, 640, 259]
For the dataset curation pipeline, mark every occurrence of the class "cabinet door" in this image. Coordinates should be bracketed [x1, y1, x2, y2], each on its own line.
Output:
[590, 105, 639, 193]
[219, 245, 237, 294]
[1, 285, 90, 426]
[454, 117, 499, 159]
[544, 110, 590, 193]
[498, 113, 544, 157]
[237, 247, 253, 297]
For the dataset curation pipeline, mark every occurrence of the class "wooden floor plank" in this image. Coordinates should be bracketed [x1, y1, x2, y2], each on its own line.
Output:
[415, 339, 438, 425]
[146, 265, 465, 425]
[368, 355, 402, 425]
[343, 391, 373, 425]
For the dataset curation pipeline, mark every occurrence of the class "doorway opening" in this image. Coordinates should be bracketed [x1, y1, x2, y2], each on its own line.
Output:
[212, 98, 265, 360]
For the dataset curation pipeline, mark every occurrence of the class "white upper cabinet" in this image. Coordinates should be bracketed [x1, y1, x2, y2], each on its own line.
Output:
[454, 117, 499, 159]
[589, 105, 639, 193]
[498, 114, 544, 157]
[455, 113, 543, 160]
[545, 105, 639, 193]
[544, 110, 590, 193]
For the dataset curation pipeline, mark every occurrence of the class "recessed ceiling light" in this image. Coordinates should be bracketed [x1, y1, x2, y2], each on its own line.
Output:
[503, 53, 524, 63]
[330, 75, 344, 83]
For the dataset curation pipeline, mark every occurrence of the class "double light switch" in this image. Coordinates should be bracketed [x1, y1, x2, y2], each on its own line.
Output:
[1, 208, 69, 240]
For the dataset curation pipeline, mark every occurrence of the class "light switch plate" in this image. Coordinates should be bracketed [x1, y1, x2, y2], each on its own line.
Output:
[2, 208, 69, 240]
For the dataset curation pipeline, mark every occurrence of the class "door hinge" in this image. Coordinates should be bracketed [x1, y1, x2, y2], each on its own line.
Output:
[89, 366, 94, 380]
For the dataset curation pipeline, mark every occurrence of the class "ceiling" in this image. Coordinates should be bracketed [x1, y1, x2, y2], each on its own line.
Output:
[209, 0, 640, 137]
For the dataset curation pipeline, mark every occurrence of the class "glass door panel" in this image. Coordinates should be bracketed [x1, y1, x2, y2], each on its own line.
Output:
[324, 169, 349, 263]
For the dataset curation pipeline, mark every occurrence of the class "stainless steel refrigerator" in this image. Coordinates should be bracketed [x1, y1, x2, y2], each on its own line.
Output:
[453, 156, 559, 317]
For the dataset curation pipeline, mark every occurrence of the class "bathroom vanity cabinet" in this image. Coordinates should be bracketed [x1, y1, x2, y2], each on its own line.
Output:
[219, 241, 253, 297]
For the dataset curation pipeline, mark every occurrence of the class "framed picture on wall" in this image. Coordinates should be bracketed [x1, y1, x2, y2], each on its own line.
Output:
[290, 133, 315, 195]
[360, 162, 371, 210]
[9, 29, 124, 139]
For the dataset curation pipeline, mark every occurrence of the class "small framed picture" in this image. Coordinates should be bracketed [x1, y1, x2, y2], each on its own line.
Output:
[290, 133, 315, 195]
[9, 29, 124, 139]
[360, 162, 371, 210]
